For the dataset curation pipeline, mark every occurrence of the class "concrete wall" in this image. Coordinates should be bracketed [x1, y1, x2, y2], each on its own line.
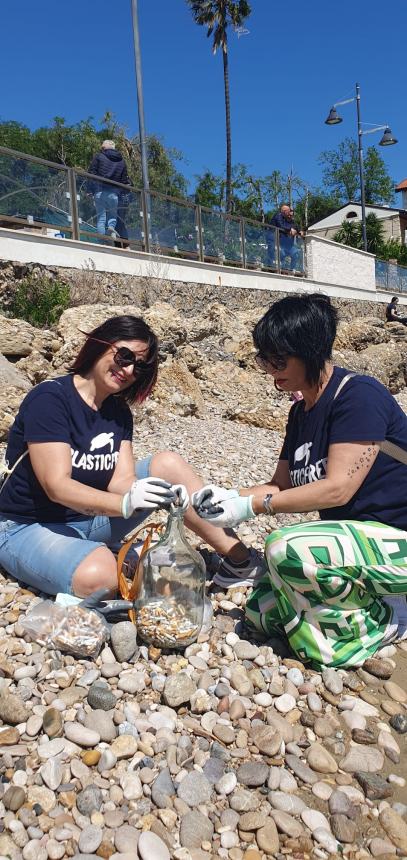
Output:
[305, 234, 376, 292]
[1, 225, 406, 307]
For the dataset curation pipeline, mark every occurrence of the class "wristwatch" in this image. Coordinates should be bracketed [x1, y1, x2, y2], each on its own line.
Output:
[263, 493, 274, 515]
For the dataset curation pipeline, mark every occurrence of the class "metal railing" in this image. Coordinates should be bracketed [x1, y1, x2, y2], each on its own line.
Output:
[0, 146, 306, 276]
[375, 258, 407, 293]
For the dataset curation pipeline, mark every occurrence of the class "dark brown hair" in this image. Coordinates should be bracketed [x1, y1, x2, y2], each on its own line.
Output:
[69, 315, 158, 404]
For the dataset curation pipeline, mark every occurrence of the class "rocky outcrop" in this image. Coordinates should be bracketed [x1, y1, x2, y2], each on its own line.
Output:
[333, 341, 407, 393]
[0, 355, 32, 438]
[334, 318, 390, 352]
[0, 292, 406, 441]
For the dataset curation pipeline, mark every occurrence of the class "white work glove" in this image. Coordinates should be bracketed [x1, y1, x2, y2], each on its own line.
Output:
[192, 484, 256, 529]
[192, 484, 239, 511]
[122, 477, 175, 519]
[171, 484, 189, 512]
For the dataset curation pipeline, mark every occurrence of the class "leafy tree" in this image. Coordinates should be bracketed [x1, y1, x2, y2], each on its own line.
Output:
[292, 189, 340, 230]
[364, 147, 395, 207]
[186, 0, 251, 214]
[378, 238, 407, 266]
[0, 116, 187, 197]
[0, 120, 34, 155]
[194, 170, 224, 209]
[319, 137, 394, 205]
[232, 164, 267, 220]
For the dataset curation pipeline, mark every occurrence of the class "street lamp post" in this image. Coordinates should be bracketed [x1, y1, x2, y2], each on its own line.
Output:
[131, 0, 149, 195]
[325, 82, 397, 252]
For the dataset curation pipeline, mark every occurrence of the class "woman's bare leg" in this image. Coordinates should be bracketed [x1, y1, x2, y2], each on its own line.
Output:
[72, 546, 118, 597]
[149, 451, 250, 562]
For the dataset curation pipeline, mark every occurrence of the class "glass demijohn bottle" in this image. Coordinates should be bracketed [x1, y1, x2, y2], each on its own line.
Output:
[135, 504, 206, 648]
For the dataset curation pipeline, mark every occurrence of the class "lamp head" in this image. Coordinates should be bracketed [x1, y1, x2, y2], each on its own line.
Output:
[325, 107, 342, 125]
[379, 126, 398, 146]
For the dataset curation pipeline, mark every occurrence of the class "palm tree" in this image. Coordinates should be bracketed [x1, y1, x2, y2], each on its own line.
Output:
[187, 0, 251, 214]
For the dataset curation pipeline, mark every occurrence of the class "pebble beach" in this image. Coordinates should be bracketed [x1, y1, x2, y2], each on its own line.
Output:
[1, 407, 407, 860]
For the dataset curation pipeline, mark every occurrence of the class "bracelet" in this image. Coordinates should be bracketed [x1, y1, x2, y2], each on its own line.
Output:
[263, 493, 274, 515]
[121, 493, 130, 519]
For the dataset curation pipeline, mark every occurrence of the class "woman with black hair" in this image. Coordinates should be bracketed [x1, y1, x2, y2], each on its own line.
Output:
[193, 293, 407, 667]
[0, 315, 261, 598]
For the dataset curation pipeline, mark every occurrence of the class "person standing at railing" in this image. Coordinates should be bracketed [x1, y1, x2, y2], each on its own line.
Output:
[386, 296, 407, 326]
[87, 140, 130, 241]
[269, 203, 305, 273]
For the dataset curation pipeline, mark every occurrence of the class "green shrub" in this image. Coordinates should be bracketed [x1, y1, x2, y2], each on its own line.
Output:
[8, 274, 70, 327]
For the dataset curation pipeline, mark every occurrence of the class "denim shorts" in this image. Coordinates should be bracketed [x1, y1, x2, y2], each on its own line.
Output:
[0, 456, 152, 596]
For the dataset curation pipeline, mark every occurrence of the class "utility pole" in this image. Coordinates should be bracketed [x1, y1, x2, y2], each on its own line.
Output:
[355, 83, 367, 252]
[131, 0, 149, 194]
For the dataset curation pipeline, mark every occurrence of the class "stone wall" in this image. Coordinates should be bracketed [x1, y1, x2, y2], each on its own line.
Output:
[0, 260, 386, 322]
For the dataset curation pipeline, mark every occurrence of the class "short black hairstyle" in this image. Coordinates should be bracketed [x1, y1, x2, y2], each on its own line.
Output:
[391, 296, 398, 302]
[253, 293, 338, 386]
[69, 315, 158, 405]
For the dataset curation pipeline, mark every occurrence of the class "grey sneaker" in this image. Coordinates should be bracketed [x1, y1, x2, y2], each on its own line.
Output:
[212, 548, 266, 589]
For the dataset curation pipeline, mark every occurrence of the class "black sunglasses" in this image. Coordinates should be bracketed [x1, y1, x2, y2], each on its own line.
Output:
[80, 332, 152, 371]
[255, 353, 288, 372]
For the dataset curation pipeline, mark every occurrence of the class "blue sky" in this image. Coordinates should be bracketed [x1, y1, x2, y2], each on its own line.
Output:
[2, 0, 405, 196]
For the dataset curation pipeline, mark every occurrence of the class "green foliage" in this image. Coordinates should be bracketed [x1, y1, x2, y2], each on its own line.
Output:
[319, 137, 394, 205]
[333, 213, 402, 257]
[378, 238, 407, 266]
[194, 170, 224, 209]
[7, 274, 70, 328]
[0, 116, 187, 198]
[364, 212, 386, 253]
[333, 219, 361, 248]
[186, 0, 251, 53]
[295, 190, 341, 229]
[363, 147, 395, 206]
[194, 165, 309, 222]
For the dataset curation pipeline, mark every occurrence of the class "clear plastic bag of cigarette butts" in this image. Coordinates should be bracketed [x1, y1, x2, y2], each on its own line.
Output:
[21, 600, 108, 658]
[135, 505, 206, 649]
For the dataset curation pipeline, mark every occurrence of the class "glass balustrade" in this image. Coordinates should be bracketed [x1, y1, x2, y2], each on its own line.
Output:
[376, 259, 407, 293]
[148, 192, 198, 258]
[0, 145, 309, 277]
[244, 221, 277, 269]
[201, 209, 242, 264]
[0, 149, 71, 234]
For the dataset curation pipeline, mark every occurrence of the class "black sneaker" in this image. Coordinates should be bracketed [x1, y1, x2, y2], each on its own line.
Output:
[212, 548, 265, 589]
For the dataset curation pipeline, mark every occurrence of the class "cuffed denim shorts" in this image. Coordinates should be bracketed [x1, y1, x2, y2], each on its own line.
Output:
[0, 456, 152, 596]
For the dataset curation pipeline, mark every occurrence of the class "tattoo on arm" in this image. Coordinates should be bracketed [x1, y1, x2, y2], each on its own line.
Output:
[346, 444, 379, 477]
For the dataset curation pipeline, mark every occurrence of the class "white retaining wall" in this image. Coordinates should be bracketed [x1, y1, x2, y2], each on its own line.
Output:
[0, 226, 406, 307]
[305, 234, 376, 292]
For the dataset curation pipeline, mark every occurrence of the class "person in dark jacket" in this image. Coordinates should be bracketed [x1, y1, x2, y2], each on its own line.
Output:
[269, 203, 305, 272]
[88, 141, 130, 239]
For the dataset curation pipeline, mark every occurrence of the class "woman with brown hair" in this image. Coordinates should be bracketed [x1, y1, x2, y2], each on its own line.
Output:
[0, 314, 261, 598]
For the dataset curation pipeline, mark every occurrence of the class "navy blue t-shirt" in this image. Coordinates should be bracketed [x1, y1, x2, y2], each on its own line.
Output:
[0, 375, 133, 523]
[280, 366, 407, 530]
